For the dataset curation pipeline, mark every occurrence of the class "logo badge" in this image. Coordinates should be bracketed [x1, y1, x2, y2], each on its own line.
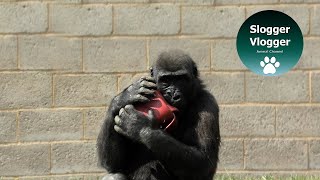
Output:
[236, 10, 303, 76]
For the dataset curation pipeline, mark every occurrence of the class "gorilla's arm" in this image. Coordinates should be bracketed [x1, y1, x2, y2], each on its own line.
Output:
[140, 109, 220, 177]
[97, 77, 157, 173]
[97, 95, 129, 173]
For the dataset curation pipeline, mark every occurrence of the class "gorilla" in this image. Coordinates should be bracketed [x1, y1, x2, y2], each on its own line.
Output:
[97, 50, 220, 180]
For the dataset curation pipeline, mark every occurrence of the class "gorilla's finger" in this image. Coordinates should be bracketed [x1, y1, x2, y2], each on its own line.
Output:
[132, 94, 149, 103]
[119, 108, 129, 118]
[138, 87, 155, 95]
[140, 81, 157, 89]
[147, 110, 156, 120]
[141, 76, 156, 83]
[148, 110, 158, 128]
[124, 104, 135, 114]
[114, 116, 122, 126]
[119, 108, 125, 116]
[114, 125, 125, 135]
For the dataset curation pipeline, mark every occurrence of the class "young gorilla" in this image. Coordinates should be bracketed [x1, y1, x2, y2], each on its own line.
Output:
[97, 50, 220, 180]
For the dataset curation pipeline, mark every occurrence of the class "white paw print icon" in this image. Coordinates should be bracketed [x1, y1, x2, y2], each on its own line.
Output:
[260, 56, 280, 75]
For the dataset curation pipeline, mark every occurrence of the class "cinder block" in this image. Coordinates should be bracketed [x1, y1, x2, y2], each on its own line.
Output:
[85, 0, 214, 3]
[245, 139, 308, 170]
[20, 175, 84, 180]
[277, 106, 320, 137]
[118, 73, 149, 92]
[280, 0, 320, 2]
[246, 72, 309, 103]
[280, 0, 304, 2]
[211, 39, 246, 70]
[0, 144, 50, 176]
[0, 36, 17, 70]
[216, 0, 278, 4]
[218, 139, 243, 170]
[149, 39, 210, 70]
[246, 5, 309, 35]
[215, 172, 320, 179]
[84, 175, 104, 180]
[114, 5, 180, 35]
[84, 0, 146, 2]
[0, 177, 16, 180]
[311, 5, 320, 35]
[48, 0, 82, 3]
[83, 39, 146, 72]
[182, 0, 214, 4]
[201, 72, 245, 103]
[50, 4, 112, 35]
[19, 35, 82, 71]
[295, 38, 320, 69]
[220, 106, 275, 137]
[19, 109, 83, 141]
[51, 142, 104, 173]
[182, 7, 245, 37]
[0, 112, 16, 143]
[310, 140, 320, 169]
[175, 0, 214, 4]
[54, 74, 117, 107]
[84, 108, 106, 140]
[0, 2, 47, 33]
[312, 72, 320, 102]
[0, 72, 52, 109]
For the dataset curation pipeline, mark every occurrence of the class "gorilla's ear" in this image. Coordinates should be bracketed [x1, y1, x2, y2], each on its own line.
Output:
[150, 67, 154, 77]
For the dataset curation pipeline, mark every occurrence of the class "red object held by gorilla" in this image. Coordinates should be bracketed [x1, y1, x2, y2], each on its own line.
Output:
[135, 91, 179, 132]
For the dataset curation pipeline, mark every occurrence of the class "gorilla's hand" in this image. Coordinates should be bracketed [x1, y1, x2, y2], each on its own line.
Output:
[121, 76, 157, 106]
[114, 105, 157, 141]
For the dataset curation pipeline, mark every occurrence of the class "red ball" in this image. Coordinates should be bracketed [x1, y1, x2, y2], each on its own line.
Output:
[135, 91, 179, 132]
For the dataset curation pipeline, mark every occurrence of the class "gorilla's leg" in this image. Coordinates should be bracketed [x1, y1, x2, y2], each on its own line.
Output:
[102, 173, 127, 180]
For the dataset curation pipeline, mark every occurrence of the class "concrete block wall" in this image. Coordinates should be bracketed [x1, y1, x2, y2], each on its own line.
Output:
[0, 0, 319, 179]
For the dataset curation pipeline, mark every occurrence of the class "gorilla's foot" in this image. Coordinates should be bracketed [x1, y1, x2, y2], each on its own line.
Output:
[102, 173, 127, 180]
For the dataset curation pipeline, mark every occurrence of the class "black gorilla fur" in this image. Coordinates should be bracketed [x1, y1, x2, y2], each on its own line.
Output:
[97, 50, 220, 180]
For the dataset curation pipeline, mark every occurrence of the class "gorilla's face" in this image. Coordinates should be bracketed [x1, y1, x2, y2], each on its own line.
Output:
[156, 71, 193, 110]
[151, 50, 199, 111]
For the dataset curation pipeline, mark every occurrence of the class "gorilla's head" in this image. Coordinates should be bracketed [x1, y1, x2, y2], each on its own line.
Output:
[151, 49, 201, 110]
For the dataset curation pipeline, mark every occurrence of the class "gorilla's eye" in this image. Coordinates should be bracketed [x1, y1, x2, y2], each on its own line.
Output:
[179, 75, 190, 81]
[158, 76, 170, 83]
[159, 82, 169, 89]
[159, 74, 189, 83]
[158, 76, 172, 86]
